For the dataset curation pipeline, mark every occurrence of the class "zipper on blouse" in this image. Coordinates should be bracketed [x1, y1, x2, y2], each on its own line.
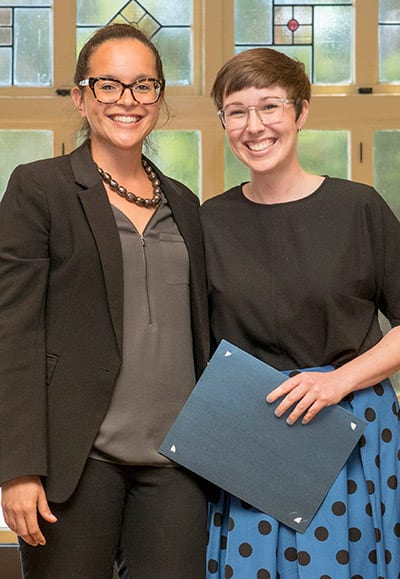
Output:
[140, 234, 152, 325]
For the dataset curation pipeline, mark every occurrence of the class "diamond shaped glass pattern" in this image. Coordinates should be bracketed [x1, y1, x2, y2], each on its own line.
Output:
[76, 0, 192, 86]
[235, 0, 354, 84]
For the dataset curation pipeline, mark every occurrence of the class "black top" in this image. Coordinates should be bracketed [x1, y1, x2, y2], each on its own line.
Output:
[201, 177, 400, 371]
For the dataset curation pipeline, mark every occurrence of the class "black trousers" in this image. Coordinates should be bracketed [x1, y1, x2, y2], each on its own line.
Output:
[19, 458, 208, 579]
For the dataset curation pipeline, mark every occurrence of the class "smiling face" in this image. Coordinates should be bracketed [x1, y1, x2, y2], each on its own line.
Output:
[222, 85, 308, 177]
[71, 37, 162, 157]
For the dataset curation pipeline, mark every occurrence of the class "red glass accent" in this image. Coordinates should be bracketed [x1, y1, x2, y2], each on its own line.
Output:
[287, 18, 299, 32]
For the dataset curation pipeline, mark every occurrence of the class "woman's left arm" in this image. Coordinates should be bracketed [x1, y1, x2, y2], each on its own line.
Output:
[267, 325, 400, 425]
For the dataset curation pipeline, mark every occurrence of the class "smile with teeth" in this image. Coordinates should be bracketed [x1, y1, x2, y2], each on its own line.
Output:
[247, 138, 276, 151]
[110, 114, 141, 124]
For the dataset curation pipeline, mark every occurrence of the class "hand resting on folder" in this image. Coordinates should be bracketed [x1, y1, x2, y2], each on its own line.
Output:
[267, 330, 400, 426]
[266, 369, 350, 425]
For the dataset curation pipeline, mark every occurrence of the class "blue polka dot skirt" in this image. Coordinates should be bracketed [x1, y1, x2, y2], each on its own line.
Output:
[207, 378, 400, 578]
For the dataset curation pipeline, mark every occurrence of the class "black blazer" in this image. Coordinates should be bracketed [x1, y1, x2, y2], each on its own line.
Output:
[0, 141, 209, 502]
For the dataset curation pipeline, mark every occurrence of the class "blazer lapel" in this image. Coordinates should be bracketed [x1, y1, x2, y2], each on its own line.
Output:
[70, 143, 123, 354]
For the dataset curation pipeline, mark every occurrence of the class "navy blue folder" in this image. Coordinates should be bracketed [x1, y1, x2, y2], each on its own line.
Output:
[159, 340, 367, 532]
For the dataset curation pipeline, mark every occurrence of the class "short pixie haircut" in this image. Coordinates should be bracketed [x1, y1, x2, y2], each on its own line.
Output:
[211, 48, 311, 120]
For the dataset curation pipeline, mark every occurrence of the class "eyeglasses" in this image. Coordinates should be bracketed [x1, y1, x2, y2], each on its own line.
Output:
[217, 97, 296, 129]
[78, 77, 164, 105]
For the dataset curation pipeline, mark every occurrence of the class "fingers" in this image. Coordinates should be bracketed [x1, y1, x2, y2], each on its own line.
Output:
[266, 373, 331, 425]
[17, 510, 46, 547]
[266, 375, 300, 405]
[37, 490, 58, 525]
[285, 396, 323, 425]
[3, 496, 44, 546]
[1, 476, 56, 547]
[271, 383, 315, 425]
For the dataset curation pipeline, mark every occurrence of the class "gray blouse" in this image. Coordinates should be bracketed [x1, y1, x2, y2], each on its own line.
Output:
[91, 196, 196, 466]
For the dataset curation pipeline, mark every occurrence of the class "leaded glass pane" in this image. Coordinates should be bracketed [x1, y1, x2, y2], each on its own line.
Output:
[77, 0, 123, 24]
[0, 0, 51, 4]
[224, 129, 349, 191]
[274, 24, 294, 44]
[298, 130, 349, 177]
[224, 140, 250, 191]
[314, 6, 352, 84]
[282, 45, 312, 75]
[146, 130, 200, 197]
[0, 27, 11, 44]
[379, 26, 400, 82]
[76, 0, 193, 86]
[119, 4, 146, 24]
[76, 28, 97, 57]
[0, 130, 53, 199]
[0, 47, 11, 84]
[275, 5, 292, 23]
[378, 1, 400, 82]
[0, 7, 11, 25]
[139, 0, 191, 25]
[0, 1, 52, 85]
[379, 0, 400, 19]
[294, 6, 313, 22]
[276, 0, 351, 4]
[14, 8, 51, 85]
[235, 1, 353, 84]
[120, 12, 160, 38]
[153, 28, 192, 86]
[374, 130, 400, 219]
[235, 0, 272, 45]
[374, 128, 400, 393]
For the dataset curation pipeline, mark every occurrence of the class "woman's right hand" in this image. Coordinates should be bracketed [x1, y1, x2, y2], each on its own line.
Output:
[1, 476, 57, 546]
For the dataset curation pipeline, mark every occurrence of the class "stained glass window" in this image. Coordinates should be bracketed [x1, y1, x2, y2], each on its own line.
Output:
[224, 140, 249, 192]
[148, 130, 200, 197]
[374, 130, 400, 218]
[298, 130, 349, 178]
[379, 0, 400, 82]
[0, 130, 53, 198]
[234, 0, 353, 84]
[373, 118, 400, 395]
[76, 0, 193, 86]
[0, 0, 52, 86]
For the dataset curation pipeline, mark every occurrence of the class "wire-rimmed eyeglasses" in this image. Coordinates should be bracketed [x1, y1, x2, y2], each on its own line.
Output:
[217, 97, 296, 129]
[78, 77, 165, 105]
